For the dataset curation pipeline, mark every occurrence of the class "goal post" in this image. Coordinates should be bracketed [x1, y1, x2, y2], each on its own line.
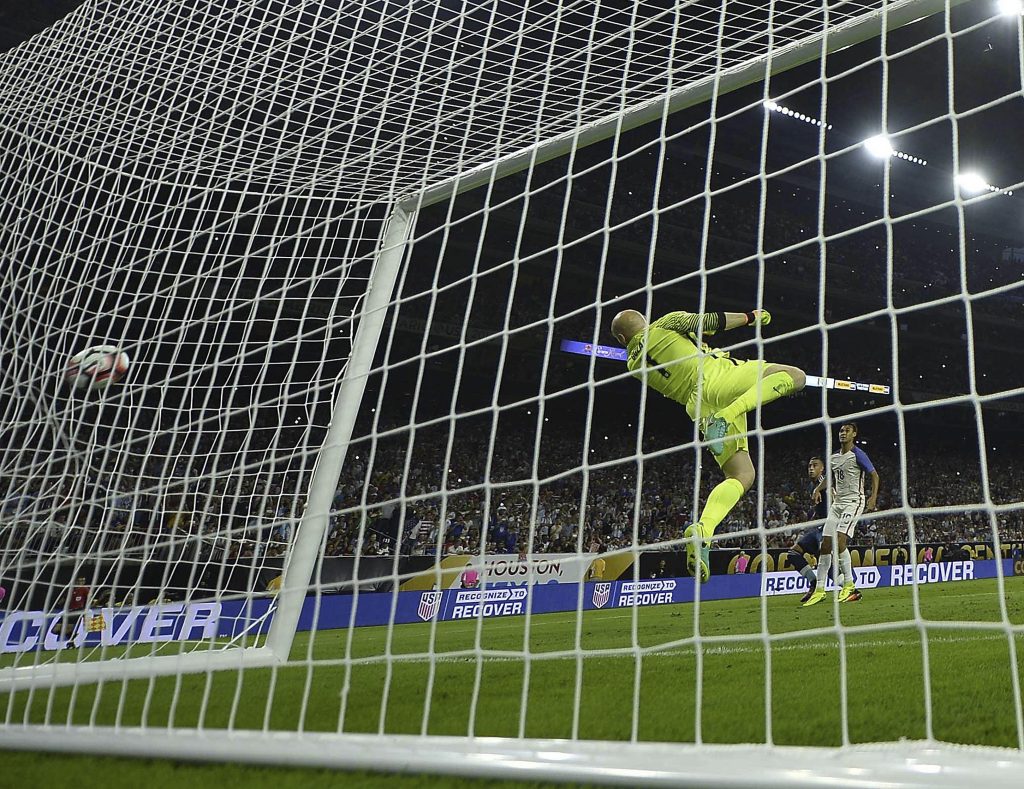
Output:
[0, 729, 1020, 788]
[265, 205, 413, 662]
[0, 204, 414, 690]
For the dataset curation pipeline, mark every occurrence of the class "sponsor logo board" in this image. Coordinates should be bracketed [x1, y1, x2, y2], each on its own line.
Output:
[617, 579, 677, 607]
[465, 555, 592, 588]
[760, 567, 882, 596]
[0, 602, 222, 654]
[450, 587, 528, 619]
[404, 554, 599, 590]
[592, 583, 611, 609]
[417, 592, 443, 621]
[888, 561, 974, 586]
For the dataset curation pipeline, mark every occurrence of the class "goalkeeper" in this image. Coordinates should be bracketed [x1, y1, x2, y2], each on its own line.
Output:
[610, 308, 806, 581]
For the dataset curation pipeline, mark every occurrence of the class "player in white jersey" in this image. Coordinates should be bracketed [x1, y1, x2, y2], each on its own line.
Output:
[803, 422, 879, 607]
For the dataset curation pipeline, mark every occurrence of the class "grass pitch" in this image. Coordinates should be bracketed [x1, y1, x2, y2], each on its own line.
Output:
[3, 577, 1024, 786]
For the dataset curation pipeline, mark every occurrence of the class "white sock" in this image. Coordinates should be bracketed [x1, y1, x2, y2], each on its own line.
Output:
[799, 565, 817, 584]
[815, 554, 832, 587]
[840, 549, 853, 587]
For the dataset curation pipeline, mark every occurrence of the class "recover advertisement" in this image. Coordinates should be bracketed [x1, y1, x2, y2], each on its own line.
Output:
[0, 559, 1012, 653]
[0, 602, 222, 655]
[760, 560, 979, 596]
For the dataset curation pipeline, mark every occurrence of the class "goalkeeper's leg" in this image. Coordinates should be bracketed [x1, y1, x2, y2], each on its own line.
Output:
[706, 363, 807, 454]
[685, 450, 754, 582]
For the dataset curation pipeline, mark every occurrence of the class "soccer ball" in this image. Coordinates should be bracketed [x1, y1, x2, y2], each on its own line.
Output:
[64, 345, 130, 391]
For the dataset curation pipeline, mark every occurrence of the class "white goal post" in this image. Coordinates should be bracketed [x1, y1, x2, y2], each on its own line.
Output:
[1, 0, 1023, 786]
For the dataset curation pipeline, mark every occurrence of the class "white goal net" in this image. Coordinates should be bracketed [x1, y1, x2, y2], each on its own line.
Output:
[1, 0, 1023, 786]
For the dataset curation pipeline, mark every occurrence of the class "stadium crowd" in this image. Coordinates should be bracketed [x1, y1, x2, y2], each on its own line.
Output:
[3, 412, 1022, 573]
[327, 427, 1024, 558]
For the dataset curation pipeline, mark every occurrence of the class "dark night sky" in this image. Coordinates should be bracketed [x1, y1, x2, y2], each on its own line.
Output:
[370, 0, 1024, 461]
[0, 0, 84, 54]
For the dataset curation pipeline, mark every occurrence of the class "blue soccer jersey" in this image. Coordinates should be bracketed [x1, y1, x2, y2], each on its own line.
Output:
[810, 472, 828, 520]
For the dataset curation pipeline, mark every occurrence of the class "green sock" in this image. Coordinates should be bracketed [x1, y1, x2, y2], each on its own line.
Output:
[697, 478, 746, 536]
[715, 371, 797, 424]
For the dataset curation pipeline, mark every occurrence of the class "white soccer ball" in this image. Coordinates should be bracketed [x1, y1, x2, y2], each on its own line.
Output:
[64, 345, 130, 391]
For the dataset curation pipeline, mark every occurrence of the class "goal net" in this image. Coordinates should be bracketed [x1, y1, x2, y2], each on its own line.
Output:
[1, 0, 1023, 785]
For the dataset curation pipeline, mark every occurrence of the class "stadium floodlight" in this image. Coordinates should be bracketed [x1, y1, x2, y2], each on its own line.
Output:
[763, 98, 829, 127]
[956, 172, 1014, 196]
[957, 172, 990, 193]
[997, 0, 1024, 15]
[864, 134, 896, 158]
[864, 135, 928, 165]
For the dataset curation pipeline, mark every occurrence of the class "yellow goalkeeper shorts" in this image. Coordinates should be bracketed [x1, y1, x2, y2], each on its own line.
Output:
[686, 358, 769, 467]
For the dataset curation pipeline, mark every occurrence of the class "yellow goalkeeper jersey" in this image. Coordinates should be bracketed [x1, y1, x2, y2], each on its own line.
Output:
[625, 311, 730, 405]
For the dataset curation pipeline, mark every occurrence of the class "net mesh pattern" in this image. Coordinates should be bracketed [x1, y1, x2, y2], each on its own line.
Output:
[0, 0, 885, 201]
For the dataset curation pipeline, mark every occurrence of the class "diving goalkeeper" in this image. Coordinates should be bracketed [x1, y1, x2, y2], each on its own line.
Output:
[610, 308, 806, 581]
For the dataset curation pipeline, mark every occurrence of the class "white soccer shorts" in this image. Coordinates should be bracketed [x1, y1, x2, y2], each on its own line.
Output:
[823, 500, 864, 539]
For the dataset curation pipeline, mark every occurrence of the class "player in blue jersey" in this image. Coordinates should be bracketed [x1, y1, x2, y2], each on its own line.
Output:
[803, 423, 880, 607]
[787, 456, 827, 603]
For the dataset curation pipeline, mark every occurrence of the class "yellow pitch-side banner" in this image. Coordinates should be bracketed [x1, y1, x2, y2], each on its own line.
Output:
[399, 553, 636, 591]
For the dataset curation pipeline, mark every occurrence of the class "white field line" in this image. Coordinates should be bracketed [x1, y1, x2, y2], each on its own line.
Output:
[319, 586, 1020, 668]
[332, 631, 1014, 670]
[337, 588, 1011, 638]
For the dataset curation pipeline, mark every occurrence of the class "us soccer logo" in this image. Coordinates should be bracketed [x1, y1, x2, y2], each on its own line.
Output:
[417, 592, 443, 621]
[592, 583, 611, 609]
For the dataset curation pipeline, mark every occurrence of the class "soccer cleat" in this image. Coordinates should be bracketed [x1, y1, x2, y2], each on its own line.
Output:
[802, 587, 827, 607]
[684, 523, 710, 583]
[704, 416, 729, 456]
[799, 583, 817, 604]
[842, 589, 863, 603]
[837, 582, 856, 603]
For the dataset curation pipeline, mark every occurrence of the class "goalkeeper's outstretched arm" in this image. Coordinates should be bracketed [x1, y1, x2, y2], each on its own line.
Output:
[723, 309, 771, 330]
[610, 308, 772, 345]
[655, 309, 772, 335]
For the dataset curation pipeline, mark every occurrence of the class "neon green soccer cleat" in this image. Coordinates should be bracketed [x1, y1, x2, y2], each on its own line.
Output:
[839, 584, 862, 603]
[802, 586, 827, 607]
[684, 523, 710, 583]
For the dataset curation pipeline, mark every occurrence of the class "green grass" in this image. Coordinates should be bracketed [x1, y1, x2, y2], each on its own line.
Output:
[3, 577, 1024, 786]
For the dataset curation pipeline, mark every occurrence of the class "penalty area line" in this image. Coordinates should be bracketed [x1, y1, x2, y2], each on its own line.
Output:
[337, 631, 1012, 668]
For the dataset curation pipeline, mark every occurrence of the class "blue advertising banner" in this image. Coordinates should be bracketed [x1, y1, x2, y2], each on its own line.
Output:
[218, 558, 1014, 637]
[0, 601, 225, 654]
[559, 339, 627, 361]
[1, 559, 1014, 653]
